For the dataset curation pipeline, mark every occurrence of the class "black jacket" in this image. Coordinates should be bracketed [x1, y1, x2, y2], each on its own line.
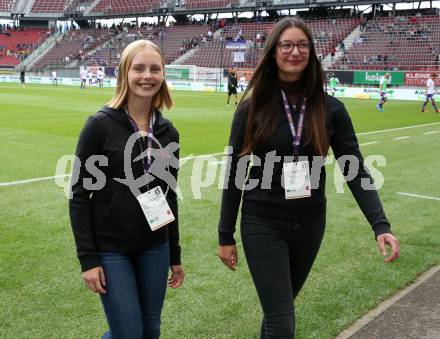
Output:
[218, 94, 391, 245]
[69, 106, 181, 272]
[228, 73, 238, 89]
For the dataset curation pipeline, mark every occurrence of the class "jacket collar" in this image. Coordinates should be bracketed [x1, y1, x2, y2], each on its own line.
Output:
[99, 105, 171, 135]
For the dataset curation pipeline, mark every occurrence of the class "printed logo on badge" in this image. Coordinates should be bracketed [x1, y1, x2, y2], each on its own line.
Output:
[283, 161, 311, 200]
[136, 186, 175, 231]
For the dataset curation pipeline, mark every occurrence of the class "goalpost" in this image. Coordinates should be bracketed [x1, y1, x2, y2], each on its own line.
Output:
[165, 64, 225, 91]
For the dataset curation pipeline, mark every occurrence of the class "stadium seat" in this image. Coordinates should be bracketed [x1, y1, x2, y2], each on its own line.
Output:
[31, 0, 70, 13]
[182, 19, 357, 69]
[0, 28, 47, 67]
[329, 15, 440, 71]
[31, 28, 115, 70]
[0, 0, 14, 12]
[90, 0, 161, 15]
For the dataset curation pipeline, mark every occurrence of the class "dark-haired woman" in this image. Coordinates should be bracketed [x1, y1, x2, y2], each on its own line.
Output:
[217, 18, 399, 338]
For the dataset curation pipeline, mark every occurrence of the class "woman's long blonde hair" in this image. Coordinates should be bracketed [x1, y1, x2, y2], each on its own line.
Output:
[107, 40, 173, 111]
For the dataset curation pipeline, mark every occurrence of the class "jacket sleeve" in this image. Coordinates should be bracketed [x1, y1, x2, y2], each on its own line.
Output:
[69, 115, 103, 272]
[218, 104, 249, 245]
[168, 126, 181, 265]
[329, 99, 391, 238]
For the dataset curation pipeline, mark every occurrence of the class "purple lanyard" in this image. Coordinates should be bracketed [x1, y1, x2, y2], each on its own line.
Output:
[126, 109, 154, 174]
[281, 90, 306, 158]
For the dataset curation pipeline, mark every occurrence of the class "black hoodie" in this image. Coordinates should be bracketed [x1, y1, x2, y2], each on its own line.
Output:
[218, 91, 392, 246]
[69, 106, 181, 272]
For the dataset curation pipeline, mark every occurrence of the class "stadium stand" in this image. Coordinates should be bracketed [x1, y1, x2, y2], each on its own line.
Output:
[0, 0, 15, 13]
[182, 22, 269, 68]
[183, 19, 357, 68]
[331, 15, 440, 71]
[31, 0, 70, 13]
[26, 18, 360, 69]
[308, 18, 358, 57]
[3, 1, 438, 74]
[144, 24, 211, 64]
[89, 0, 235, 13]
[0, 28, 47, 66]
[81, 23, 211, 67]
[0, 55, 18, 66]
[32, 28, 115, 69]
[90, 0, 161, 15]
[183, 0, 232, 10]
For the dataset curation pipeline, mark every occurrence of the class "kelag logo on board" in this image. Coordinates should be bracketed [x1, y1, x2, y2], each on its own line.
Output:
[365, 72, 393, 83]
[365, 72, 387, 82]
[354, 71, 404, 85]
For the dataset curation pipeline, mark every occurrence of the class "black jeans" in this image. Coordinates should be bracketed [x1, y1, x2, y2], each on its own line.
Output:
[240, 208, 326, 339]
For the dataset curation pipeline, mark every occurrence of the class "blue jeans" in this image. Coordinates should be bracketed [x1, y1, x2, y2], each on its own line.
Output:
[98, 242, 169, 339]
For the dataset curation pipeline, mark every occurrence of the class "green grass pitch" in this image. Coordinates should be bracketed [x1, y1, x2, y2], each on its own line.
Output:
[1, 83, 439, 338]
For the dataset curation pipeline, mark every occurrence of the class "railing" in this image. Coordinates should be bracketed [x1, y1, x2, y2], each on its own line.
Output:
[18, 32, 63, 70]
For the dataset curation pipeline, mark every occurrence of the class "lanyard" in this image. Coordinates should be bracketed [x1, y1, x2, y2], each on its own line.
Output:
[126, 109, 154, 174]
[281, 90, 306, 158]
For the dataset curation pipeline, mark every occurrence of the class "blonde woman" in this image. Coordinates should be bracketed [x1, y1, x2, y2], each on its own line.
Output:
[69, 40, 184, 339]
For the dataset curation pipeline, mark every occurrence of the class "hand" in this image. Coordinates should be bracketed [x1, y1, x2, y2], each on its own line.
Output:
[377, 233, 400, 263]
[82, 266, 106, 294]
[168, 265, 185, 288]
[218, 245, 238, 271]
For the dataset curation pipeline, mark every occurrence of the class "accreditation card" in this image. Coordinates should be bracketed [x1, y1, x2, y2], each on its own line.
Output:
[283, 161, 311, 199]
[136, 186, 175, 231]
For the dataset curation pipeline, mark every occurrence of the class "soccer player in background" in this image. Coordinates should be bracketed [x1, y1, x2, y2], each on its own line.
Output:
[329, 75, 339, 96]
[87, 69, 93, 86]
[421, 73, 439, 113]
[239, 75, 246, 92]
[376, 73, 390, 112]
[19, 66, 26, 88]
[52, 70, 58, 86]
[226, 68, 238, 107]
[97, 68, 105, 88]
[80, 67, 87, 89]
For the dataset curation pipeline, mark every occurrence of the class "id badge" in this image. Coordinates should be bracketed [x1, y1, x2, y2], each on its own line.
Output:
[136, 186, 175, 231]
[283, 161, 311, 199]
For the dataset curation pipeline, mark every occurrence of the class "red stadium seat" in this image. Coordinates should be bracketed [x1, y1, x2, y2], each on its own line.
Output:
[0, 0, 14, 12]
[0, 28, 47, 67]
[31, 0, 70, 13]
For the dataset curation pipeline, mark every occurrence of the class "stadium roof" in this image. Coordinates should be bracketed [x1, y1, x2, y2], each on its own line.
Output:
[0, 1, 438, 20]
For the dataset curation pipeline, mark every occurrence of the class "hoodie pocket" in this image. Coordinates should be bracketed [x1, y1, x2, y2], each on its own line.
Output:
[102, 188, 148, 234]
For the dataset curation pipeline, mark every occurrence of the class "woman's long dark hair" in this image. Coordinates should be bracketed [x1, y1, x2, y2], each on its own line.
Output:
[241, 18, 329, 156]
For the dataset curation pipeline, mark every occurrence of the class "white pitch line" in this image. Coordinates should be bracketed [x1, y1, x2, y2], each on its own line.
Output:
[181, 152, 224, 161]
[393, 136, 410, 140]
[357, 122, 440, 136]
[2, 122, 440, 188]
[424, 130, 440, 135]
[359, 141, 378, 146]
[0, 153, 226, 187]
[0, 174, 70, 187]
[397, 192, 440, 201]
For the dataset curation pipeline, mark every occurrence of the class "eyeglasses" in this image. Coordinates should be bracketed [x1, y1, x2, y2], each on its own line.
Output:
[278, 40, 312, 55]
